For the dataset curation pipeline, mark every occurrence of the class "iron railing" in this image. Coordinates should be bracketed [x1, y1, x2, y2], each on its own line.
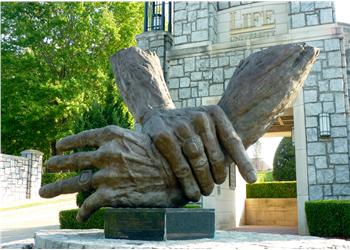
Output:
[144, 2, 173, 33]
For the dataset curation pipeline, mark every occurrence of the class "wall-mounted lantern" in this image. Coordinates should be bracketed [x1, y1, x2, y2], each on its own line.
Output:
[319, 113, 331, 139]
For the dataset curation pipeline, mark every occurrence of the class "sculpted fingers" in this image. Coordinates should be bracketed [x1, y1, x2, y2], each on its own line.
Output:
[192, 112, 227, 184]
[175, 122, 214, 196]
[76, 190, 108, 223]
[39, 170, 93, 198]
[207, 106, 257, 183]
[46, 151, 101, 171]
[56, 125, 125, 153]
[153, 130, 201, 201]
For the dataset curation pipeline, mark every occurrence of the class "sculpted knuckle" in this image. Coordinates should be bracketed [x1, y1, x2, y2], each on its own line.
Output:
[208, 105, 221, 114]
[175, 121, 191, 132]
[193, 158, 208, 170]
[174, 164, 190, 178]
[193, 112, 209, 126]
[154, 131, 173, 144]
[154, 131, 171, 141]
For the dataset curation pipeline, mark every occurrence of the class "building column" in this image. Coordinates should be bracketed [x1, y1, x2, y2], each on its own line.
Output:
[293, 92, 309, 235]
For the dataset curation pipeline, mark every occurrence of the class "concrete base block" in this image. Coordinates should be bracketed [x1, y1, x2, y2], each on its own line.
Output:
[104, 208, 215, 241]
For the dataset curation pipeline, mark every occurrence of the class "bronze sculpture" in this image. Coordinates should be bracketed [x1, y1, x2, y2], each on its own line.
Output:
[39, 43, 319, 223]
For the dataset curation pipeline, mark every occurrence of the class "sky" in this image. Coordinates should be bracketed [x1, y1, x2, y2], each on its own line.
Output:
[334, 1, 350, 23]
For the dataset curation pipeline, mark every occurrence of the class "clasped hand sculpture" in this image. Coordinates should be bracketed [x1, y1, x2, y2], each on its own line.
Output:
[40, 44, 319, 222]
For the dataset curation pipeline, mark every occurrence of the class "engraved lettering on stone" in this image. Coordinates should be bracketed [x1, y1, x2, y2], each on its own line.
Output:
[230, 10, 276, 35]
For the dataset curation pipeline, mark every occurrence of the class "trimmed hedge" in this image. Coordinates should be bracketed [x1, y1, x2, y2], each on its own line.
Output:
[59, 208, 105, 229]
[41, 172, 77, 186]
[59, 204, 200, 229]
[184, 203, 201, 208]
[305, 200, 350, 238]
[246, 181, 297, 198]
[76, 191, 92, 208]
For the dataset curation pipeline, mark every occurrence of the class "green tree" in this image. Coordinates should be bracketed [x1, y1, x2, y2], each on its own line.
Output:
[74, 81, 134, 133]
[273, 137, 296, 181]
[1, 2, 143, 157]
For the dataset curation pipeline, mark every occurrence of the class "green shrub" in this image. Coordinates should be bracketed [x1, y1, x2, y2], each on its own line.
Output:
[184, 203, 201, 208]
[246, 181, 297, 198]
[273, 137, 296, 181]
[59, 204, 203, 230]
[305, 200, 350, 238]
[257, 171, 274, 183]
[76, 191, 93, 208]
[41, 172, 77, 186]
[59, 208, 105, 229]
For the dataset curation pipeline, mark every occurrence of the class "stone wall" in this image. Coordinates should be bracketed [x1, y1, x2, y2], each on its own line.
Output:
[304, 38, 350, 200]
[0, 150, 43, 201]
[168, 45, 262, 109]
[289, 1, 335, 28]
[217, 1, 257, 11]
[173, 2, 217, 46]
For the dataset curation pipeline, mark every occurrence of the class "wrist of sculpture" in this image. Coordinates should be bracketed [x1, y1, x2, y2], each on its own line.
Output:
[110, 47, 175, 123]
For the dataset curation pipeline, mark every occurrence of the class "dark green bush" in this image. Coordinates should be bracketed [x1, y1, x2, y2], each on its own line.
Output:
[76, 191, 93, 208]
[273, 137, 296, 181]
[305, 200, 350, 238]
[41, 172, 77, 186]
[59, 208, 105, 229]
[246, 181, 297, 198]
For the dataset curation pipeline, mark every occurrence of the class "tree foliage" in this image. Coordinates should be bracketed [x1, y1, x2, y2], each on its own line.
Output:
[1, 2, 143, 157]
[273, 137, 296, 181]
[74, 82, 134, 134]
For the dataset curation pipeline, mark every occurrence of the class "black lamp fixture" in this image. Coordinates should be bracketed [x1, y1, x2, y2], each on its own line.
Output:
[319, 113, 331, 139]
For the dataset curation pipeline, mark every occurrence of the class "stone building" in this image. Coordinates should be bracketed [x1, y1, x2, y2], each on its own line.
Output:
[137, 1, 350, 234]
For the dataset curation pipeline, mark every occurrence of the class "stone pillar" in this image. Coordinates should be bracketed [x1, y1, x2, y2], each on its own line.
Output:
[293, 92, 309, 235]
[136, 31, 173, 82]
[21, 149, 44, 199]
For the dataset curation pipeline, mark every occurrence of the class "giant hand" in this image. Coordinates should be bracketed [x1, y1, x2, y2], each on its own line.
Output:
[40, 43, 319, 222]
[39, 125, 188, 222]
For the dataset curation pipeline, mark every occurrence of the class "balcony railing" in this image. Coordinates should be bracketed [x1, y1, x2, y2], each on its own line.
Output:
[144, 2, 173, 33]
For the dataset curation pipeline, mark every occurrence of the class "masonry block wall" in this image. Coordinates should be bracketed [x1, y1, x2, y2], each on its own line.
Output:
[286, 1, 350, 200]
[289, 1, 335, 28]
[0, 150, 43, 201]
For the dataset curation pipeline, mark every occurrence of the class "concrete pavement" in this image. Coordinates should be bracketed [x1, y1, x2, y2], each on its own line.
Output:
[0, 194, 77, 244]
[34, 229, 350, 249]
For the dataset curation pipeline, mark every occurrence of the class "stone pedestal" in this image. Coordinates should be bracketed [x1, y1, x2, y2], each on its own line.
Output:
[104, 208, 215, 241]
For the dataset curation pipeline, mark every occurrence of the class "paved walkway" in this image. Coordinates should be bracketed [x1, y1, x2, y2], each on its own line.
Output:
[0, 194, 77, 244]
[235, 225, 298, 235]
[33, 229, 350, 249]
